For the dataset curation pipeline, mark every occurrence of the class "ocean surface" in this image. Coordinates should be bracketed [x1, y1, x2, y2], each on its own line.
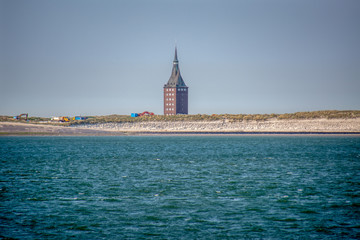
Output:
[0, 136, 359, 239]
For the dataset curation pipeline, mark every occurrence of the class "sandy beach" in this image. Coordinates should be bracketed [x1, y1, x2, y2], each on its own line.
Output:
[0, 122, 116, 135]
[1, 118, 360, 135]
[73, 118, 360, 133]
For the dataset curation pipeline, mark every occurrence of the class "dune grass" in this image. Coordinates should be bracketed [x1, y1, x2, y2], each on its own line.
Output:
[69, 110, 360, 125]
[2, 110, 359, 125]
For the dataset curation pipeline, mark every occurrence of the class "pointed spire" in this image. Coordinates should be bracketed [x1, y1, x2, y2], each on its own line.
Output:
[165, 46, 187, 88]
[173, 46, 178, 63]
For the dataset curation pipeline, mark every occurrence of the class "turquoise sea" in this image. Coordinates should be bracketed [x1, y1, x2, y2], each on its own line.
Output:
[0, 136, 359, 239]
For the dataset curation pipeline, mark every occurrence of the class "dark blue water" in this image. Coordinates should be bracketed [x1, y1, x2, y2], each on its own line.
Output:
[1, 136, 359, 239]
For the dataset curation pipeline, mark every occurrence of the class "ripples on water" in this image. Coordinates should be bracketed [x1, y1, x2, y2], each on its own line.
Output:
[0, 136, 359, 239]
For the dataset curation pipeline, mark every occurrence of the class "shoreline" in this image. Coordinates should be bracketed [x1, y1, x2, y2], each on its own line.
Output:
[2, 132, 360, 137]
[1, 120, 360, 136]
[0, 120, 360, 137]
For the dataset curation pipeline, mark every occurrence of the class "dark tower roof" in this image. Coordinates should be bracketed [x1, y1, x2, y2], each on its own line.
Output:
[164, 47, 187, 88]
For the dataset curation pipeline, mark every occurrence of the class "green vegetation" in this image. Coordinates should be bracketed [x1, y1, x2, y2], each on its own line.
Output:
[28, 116, 51, 122]
[1, 110, 359, 125]
[0, 116, 50, 122]
[0, 116, 14, 122]
[277, 110, 360, 120]
[69, 110, 360, 125]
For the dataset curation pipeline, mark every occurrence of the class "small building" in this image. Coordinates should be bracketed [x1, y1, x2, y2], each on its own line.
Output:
[73, 116, 88, 120]
[163, 47, 188, 115]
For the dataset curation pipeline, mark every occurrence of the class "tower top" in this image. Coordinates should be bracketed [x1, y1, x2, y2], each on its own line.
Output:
[173, 46, 178, 62]
[164, 47, 187, 88]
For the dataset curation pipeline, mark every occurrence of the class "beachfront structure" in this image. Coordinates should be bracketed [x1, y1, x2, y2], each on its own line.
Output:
[164, 47, 188, 115]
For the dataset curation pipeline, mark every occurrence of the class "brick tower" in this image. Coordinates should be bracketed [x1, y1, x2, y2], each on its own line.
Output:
[164, 47, 188, 115]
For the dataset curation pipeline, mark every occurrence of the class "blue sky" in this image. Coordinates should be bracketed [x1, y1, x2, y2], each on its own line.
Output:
[1, 0, 359, 117]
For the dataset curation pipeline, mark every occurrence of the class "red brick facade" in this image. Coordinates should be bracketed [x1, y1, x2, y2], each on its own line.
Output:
[164, 87, 188, 115]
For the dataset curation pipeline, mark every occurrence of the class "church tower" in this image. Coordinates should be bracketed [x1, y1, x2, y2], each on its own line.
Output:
[164, 47, 188, 115]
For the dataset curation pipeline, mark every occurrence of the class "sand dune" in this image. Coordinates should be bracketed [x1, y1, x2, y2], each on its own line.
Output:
[2, 118, 359, 135]
[0, 122, 111, 135]
[73, 118, 360, 133]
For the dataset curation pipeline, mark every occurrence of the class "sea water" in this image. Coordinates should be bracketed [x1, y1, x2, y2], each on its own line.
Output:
[0, 136, 359, 239]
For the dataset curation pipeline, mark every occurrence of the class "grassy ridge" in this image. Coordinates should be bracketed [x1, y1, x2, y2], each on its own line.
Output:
[0, 116, 51, 122]
[70, 110, 360, 125]
[1, 110, 359, 125]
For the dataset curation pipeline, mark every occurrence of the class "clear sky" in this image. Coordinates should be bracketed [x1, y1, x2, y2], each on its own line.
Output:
[1, 0, 359, 117]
